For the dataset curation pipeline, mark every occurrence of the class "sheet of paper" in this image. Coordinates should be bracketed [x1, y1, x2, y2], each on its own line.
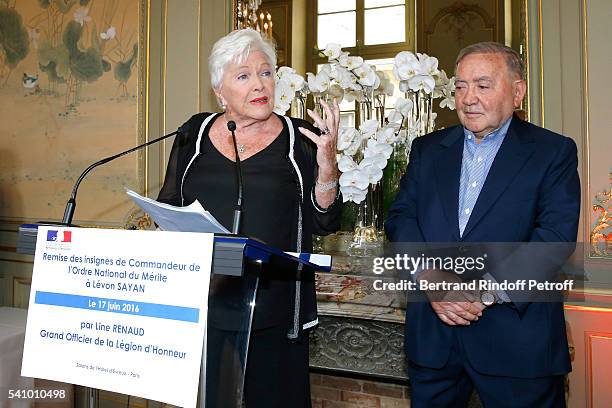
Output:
[126, 189, 229, 233]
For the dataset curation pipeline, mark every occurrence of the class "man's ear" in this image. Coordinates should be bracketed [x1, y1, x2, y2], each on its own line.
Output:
[513, 80, 527, 108]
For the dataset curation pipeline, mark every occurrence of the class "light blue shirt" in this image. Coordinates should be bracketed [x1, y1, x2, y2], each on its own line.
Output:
[458, 117, 513, 236]
[458, 116, 513, 303]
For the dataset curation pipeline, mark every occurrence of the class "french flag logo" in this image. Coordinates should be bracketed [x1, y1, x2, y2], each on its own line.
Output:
[46, 230, 72, 243]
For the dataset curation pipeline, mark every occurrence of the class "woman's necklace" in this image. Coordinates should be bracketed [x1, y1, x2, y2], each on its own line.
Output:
[237, 143, 246, 153]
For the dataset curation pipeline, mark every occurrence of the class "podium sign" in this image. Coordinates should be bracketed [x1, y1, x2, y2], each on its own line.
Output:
[22, 227, 213, 408]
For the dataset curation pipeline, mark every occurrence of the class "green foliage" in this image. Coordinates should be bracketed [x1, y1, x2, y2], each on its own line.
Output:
[70, 47, 105, 82]
[39, 60, 66, 83]
[63, 21, 82, 55]
[114, 43, 138, 83]
[0, 5, 29, 68]
[62, 21, 106, 82]
[37, 40, 69, 82]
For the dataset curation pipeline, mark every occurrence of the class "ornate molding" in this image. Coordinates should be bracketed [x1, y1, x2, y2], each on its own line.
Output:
[309, 315, 407, 380]
[590, 171, 612, 259]
[424, 1, 495, 43]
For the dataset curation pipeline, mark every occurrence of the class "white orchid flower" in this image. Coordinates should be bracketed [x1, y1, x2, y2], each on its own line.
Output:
[358, 159, 384, 184]
[394, 59, 420, 81]
[439, 77, 456, 110]
[361, 153, 388, 173]
[334, 65, 357, 90]
[408, 75, 436, 94]
[306, 70, 330, 93]
[440, 95, 455, 110]
[436, 69, 449, 86]
[344, 90, 364, 103]
[339, 55, 364, 70]
[447, 76, 456, 92]
[338, 155, 358, 172]
[387, 110, 404, 125]
[273, 82, 293, 114]
[365, 139, 393, 161]
[375, 71, 395, 96]
[419, 55, 440, 76]
[372, 70, 381, 90]
[394, 98, 414, 116]
[74, 7, 92, 26]
[398, 54, 438, 93]
[354, 64, 377, 87]
[100, 26, 116, 40]
[376, 127, 397, 145]
[429, 112, 438, 128]
[337, 127, 359, 151]
[286, 73, 305, 93]
[394, 51, 418, 68]
[399, 80, 410, 93]
[339, 169, 369, 190]
[374, 71, 386, 94]
[360, 119, 379, 138]
[350, 80, 363, 91]
[277, 66, 296, 79]
[323, 43, 342, 60]
[433, 69, 449, 98]
[344, 137, 363, 156]
[340, 185, 367, 204]
[328, 84, 345, 100]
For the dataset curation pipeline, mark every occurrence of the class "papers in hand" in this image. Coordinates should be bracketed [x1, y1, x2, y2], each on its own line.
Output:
[126, 189, 230, 234]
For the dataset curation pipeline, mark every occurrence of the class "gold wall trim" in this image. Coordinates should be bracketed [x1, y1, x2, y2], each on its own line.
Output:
[581, 0, 593, 263]
[537, 0, 545, 126]
[522, 0, 530, 121]
[160, 0, 169, 190]
[197, 0, 201, 114]
[565, 305, 612, 313]
[584, 332, 612, 408]
[144, 0, 152, 197]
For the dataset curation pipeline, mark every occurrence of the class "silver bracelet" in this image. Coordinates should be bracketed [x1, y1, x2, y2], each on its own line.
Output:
[315, 178, 338, 192]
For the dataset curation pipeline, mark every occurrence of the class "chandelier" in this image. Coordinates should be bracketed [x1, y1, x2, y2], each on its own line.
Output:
[235, 0, 273, 39]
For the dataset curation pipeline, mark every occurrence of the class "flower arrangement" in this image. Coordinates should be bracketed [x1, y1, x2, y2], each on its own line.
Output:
[273, 45, 456, 206]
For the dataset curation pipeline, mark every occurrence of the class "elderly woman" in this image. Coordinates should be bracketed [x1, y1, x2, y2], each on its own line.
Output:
[157, 29, 341, 407]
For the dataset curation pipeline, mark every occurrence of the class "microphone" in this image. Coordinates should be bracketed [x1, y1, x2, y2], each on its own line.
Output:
[61, 123, 191, 225]
[227, 120, 243, 234]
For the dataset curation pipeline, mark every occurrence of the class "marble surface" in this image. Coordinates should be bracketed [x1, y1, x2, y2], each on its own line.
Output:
[315, 249, 406, 323]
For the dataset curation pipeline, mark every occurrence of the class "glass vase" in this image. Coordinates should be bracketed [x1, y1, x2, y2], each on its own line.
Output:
[347, 87, 384, 257]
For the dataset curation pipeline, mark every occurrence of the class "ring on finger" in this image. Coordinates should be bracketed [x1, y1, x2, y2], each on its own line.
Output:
[321, 127, 330, 135]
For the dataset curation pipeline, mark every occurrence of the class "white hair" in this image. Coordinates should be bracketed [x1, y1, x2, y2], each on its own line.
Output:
[209, 28, 277, 90]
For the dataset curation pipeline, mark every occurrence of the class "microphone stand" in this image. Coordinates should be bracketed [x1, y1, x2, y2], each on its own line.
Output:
[227, 120, 243, 234]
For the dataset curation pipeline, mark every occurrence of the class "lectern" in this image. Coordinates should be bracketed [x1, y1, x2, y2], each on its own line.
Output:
[18, 224, 330, 408]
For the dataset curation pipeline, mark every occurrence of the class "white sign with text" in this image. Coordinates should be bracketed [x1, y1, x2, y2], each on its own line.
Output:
[22, 227, 213, 408]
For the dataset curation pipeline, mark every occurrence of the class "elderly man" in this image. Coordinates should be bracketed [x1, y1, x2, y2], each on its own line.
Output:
[385, 42, 580, 407]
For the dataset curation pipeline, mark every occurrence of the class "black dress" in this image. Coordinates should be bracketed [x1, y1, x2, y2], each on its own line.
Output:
[157, 112, 342, 407]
